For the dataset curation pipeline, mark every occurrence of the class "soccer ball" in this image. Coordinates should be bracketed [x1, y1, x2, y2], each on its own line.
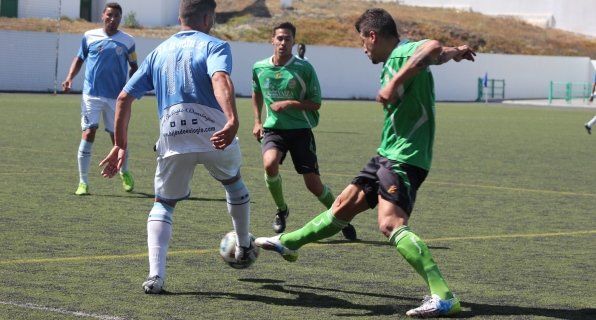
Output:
[219, 231, 259, 269]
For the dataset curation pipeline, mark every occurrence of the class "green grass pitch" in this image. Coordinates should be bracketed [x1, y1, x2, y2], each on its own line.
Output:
[0, 93, 594, 319]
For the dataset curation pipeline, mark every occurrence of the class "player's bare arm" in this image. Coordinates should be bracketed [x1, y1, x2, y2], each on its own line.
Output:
[62, 57, 84, 92]
[252, 91, 265, 141]
[270, 99, 320, 112]
[99, 91, 134, 178]
[128, 61, 139, 78]
[377, 41, 475, 104]
[211, 71, 239, 150]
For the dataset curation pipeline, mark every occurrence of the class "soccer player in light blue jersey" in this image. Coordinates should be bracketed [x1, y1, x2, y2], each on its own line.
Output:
[99, 0, 254, 294]
[63, 2, 138, 196]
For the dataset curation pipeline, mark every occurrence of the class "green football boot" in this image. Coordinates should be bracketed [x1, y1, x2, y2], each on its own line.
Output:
[120, 171, 135, 192]
[75, 182, 89, 196]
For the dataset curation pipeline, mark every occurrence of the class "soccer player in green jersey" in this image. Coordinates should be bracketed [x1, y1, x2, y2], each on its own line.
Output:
[255, 9, 475, 318]
[251, 22, 356, 240]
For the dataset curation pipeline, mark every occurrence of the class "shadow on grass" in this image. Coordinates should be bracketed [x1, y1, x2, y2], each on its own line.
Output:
[165, 281, 404, 316]
[165, 279, 595, 319]
[87, 191, 227, 202]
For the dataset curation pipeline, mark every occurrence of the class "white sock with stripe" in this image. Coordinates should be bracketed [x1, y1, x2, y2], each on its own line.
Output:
[224, 179, 251, 247]
[77, 139, 93, 184]
[147, 202, 173, 279]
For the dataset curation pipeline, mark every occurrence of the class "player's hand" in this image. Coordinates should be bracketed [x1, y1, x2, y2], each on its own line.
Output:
[211, 120, 238, 150]
[270, 101, 289, 112]
[454, 45, 476, 62]
[99, 146, 126, 178]
[62, 79, 72, 93]
[376, 85, 397, 108]
[252, 123, 264, 143]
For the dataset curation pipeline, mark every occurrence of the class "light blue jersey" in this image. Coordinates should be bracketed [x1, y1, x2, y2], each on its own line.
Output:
[124, 30, 234, 157]
[78, 28, 136, 99]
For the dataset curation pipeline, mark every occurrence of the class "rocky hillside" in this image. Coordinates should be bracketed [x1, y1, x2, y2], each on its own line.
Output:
[2, 0, 594, 58]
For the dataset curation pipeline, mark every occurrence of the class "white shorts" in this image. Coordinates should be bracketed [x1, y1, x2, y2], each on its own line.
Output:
[81, 94, 117, 133]
[154, 142, 243, 201]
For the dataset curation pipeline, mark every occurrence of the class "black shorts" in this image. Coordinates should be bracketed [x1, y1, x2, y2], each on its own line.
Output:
[261, 128, 320, 175]
[351, 156, 428, 215]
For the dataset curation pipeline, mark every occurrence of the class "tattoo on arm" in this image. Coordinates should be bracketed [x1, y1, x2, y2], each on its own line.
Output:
[411, 46, 444, 69]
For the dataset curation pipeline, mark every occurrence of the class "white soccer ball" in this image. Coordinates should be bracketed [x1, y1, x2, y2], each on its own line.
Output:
[219, 231, 259, 269]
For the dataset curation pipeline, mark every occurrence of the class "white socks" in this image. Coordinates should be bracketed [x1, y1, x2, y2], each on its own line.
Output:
[224, 179, 251, 247]
[147, 202, 173, 279]
[586, 116, 596, 128]
[77, 139, 93, 184]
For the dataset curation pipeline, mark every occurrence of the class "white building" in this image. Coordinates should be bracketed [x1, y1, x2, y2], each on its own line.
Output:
[0, 0, 181, 27]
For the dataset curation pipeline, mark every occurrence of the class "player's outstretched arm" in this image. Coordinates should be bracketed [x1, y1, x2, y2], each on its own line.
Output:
[377, 41, 476, 105]
[99, 91, 135, 178]
[211, 71, 239, 150]
[62, 57, 84, 92]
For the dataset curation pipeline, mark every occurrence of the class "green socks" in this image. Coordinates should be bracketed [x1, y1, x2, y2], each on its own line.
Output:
[390, 226, 454, 300]
[317, 185, 335, 209]
[265, 173, 287, 211]
[281, 209, 348, 250]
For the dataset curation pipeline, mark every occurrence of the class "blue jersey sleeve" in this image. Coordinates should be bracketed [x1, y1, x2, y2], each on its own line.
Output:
[124, 55, 154, 99]
[206, 42, 232, 77]
[77, 36, 88, 60]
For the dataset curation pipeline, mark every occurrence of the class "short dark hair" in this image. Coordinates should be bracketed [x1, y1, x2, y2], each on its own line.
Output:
[179, 0, 217, 26]
[272, 22, 296, 38]
[355, 8, 399, 39]
[104, 2, 122, 14]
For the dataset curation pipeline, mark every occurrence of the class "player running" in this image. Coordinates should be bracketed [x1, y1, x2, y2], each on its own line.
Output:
[255, 8, 476, 318]
[62, 2, 138, 195]
[251, 22, 357, 240]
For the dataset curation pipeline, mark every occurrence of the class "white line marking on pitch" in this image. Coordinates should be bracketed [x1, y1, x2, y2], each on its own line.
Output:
[0, 300, 125, 320]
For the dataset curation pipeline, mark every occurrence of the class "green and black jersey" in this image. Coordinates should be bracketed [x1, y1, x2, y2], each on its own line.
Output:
[252, 56, 322, 130]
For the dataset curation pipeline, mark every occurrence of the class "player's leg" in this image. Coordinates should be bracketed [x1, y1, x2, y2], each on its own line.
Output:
[303, 172, 357, 240]
[262, 130, 290, 232]
[375, 162, 459, 317]
[76, 95, 101, 195]
[143, 153, 196, 294]
[104, 98, 134, 191]
[585, 115, 596, 134]
[202, 143, 254, 262]
[291, 129, 357, 240]
[255, 183, 368, 261]
[255, 156, 384, 260]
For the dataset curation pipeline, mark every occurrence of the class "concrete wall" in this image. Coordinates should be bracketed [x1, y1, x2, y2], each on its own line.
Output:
[397, 0, 596, 38]
[0, 30, 592, 101]
[18, 0, 79, 19]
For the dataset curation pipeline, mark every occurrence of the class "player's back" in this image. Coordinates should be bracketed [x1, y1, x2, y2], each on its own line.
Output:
[148, 30, 232, 117]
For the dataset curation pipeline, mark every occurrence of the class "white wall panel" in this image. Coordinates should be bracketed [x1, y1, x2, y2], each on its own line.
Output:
[0, 30, 592, 101]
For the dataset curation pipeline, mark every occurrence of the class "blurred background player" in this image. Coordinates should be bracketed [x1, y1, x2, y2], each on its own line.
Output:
[297, 42, 307, 60]
[255, 8, 476, 318]
[99, 0, 254, 294]
[62, 2, 138, 195]
[251, 22, 357, 240]
[584, 74, 596, 134]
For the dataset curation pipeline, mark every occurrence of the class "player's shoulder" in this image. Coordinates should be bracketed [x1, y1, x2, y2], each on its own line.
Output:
[390, 39, 429, 59]
[112, 30, 136, 48]
[253, 57, 273, 70]
[290, 56, 315, 71]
